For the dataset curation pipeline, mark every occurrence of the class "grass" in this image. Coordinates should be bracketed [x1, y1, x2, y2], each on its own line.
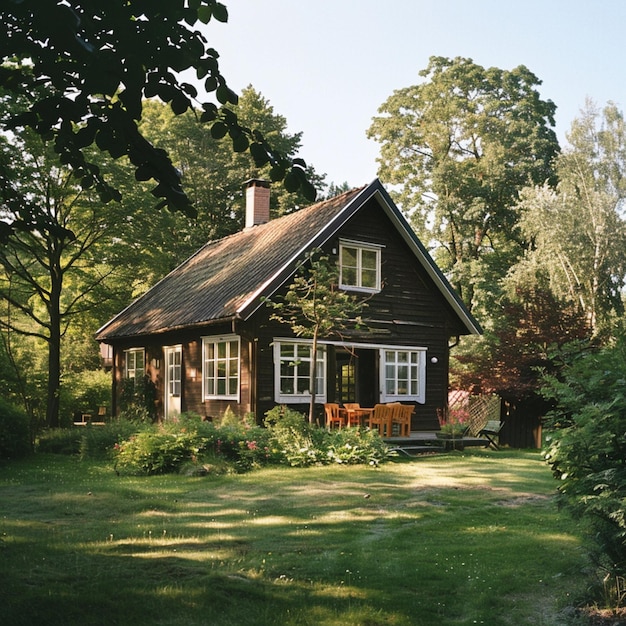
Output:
[0, 449, 590, 625]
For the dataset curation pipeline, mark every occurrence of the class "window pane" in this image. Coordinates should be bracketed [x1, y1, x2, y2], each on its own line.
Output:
[362, 249, 377, 270]
[297, 377, 309, 394]
[342, 246, 357, 266]
[342, 267, 357, 286]
[341, 246, 358, 286]
[297, 344, 310, 359]
[361, 268, 377, 289]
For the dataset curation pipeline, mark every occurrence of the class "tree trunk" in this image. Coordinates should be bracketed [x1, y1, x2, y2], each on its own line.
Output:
[45, 265, 63, 428]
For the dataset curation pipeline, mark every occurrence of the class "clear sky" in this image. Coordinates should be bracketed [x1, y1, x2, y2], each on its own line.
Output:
[201, 0, 626, 188]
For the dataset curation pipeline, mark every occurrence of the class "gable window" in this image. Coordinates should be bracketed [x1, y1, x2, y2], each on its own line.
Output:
[203, 335, 240, 400]
[274, 340, 326, 404]
[381, 348, 426, 403]
[339, 240, 381, 292]
[124, 348, 145, 384]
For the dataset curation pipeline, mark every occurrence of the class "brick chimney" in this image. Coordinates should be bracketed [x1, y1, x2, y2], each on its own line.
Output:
[244, 179, 270, 228]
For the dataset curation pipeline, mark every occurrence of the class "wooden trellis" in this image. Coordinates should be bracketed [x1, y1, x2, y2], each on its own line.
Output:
[447, 390, 501, 437]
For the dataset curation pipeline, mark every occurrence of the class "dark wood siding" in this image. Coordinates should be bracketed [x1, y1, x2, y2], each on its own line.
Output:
[108, 194, 473, 431]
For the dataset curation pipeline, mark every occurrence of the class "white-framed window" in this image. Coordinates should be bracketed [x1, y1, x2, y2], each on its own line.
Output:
[274, 340, 327, 404]
[202, 335, 240, 400]
[339, 239, 382, 292]
[166, 346, 182, 398]
[380, 348, 426, 403]
[124, 348, 145, 384]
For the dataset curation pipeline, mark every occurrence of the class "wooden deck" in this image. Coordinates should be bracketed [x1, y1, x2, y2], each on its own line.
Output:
[383, 431, 490, 456]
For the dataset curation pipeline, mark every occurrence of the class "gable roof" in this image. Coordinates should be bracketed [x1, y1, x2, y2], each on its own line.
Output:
[96, 179, 481, 341]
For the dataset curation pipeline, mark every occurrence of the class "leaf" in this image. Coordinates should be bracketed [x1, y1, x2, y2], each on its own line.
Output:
[284, 170, 299, 193]
[197, 6, 212, 23]
[216, 84, 238, 105]
[232, 133, 249, 153]
[270, 164, 286, 182]
[250, 142, 270, 166]
[210, 121, 228, 139]
[213, 3, 229, 22]
[171, 94, 190, 115]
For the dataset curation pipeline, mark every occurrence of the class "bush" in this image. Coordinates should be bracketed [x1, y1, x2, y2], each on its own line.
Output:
[114, 428, 204, 475]
[0, 396, 31, 459]
[37, 428, 82, 455]
[264, 405, 390, 467]
[111, 407, 391, 475]
[79, 421, 142, 460]
[542, 336, 626, 582]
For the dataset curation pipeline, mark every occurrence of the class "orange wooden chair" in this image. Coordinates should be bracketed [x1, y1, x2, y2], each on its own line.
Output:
[324, 403, 345, 430]
[391, 404, 413, 437]
[369, 404, 393, 437]
[343, 403, 362, 427]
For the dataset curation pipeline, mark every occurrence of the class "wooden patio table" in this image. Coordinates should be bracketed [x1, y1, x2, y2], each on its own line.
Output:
[343, 407, 374, 428]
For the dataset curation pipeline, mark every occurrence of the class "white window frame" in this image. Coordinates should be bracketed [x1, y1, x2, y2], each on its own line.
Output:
[380, 348, 426, 404]
[202, 334, 241, 401]
[339, 239, 382, 293]
[124, 348, 145, 384]
[273, 340, 327, 404]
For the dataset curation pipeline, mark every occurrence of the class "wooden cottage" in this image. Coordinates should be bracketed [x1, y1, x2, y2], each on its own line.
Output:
[95, 179, 481, 431]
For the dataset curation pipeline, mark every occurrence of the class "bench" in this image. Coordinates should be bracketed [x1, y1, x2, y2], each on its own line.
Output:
[478, 420, 504, 449]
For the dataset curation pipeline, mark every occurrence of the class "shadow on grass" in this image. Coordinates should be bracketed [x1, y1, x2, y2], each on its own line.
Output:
[0, 451, 587, 626]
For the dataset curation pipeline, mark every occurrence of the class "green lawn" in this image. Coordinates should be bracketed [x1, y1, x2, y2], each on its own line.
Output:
[0, 450, 589, 625]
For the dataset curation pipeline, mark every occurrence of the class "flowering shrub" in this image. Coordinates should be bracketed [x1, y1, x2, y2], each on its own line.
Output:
[112, 407, 391, 474]
[326, 427, 390, 466]
[437, 405, 469, 436]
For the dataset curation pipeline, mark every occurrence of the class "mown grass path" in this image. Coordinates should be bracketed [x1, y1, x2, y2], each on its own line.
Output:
[0, 450, 588, 625]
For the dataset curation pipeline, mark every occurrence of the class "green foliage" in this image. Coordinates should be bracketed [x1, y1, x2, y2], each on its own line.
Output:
[368, 55, 559, 313]
[78, 421, 141, 460]
[542, 335, 626, 578]
[59, 369, 110, 425]
[36, 428, 82, 455]
[514, 101, 626, 337]
[114, 428, 204, 475]
[111, 407, 390, 475]
[119, 377, 157, 422]
[0, 2, 314, 236]
[264, 405, 390, 467]
[0, 396, 31, 458]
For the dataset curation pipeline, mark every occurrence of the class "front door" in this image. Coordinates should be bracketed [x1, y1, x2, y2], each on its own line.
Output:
[334, 348, 379, 407]
[164, 345, 182, 419]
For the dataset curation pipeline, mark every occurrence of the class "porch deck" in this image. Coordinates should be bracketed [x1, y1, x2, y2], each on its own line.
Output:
[383, 431, 490, 456]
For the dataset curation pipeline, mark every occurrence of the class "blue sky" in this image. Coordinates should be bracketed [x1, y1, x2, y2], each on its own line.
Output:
[203, 0, 626, 188]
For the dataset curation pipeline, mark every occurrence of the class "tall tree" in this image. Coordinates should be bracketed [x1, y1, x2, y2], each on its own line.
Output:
[0, 1, 315, 243]
[0, 103, 116, 427]
[367, 56, 560, 313]
[514, 101, 626, 335]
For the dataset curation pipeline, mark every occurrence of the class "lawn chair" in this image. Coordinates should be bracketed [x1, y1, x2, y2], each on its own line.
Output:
[479, 420, 504, 449]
